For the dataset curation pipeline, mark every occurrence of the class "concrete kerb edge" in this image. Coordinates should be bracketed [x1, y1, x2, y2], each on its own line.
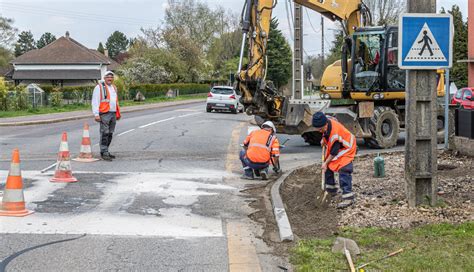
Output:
[270, 162, 315, 242]
[0, 99, 205, 127]
[270, 149, 407, 243]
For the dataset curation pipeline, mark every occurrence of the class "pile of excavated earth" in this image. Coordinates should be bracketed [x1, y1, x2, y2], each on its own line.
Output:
[281, 151, 474, 238]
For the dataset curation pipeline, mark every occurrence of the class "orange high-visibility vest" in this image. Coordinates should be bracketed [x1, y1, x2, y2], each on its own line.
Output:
[244, 129, 280, 164]
[99, 82, 121, 119]
[323, 119, 356, 172]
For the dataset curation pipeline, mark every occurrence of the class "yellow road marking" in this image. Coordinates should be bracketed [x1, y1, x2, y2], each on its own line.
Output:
[226, 122, 246, 173]
[227, 221, 262, 272]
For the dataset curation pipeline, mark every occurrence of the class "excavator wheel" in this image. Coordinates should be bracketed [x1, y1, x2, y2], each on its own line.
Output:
[302, 131, 323, 146]
[365, 106, 400, 149]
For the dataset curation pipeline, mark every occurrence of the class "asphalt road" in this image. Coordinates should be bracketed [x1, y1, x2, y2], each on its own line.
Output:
[0, 102, 405, 271]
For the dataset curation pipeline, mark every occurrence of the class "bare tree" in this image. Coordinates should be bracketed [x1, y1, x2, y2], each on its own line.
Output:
[364, 0, 406, 25]
[0, 16, 17, 47]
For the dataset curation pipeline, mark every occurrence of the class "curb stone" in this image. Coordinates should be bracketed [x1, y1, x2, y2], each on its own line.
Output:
[0, 99, 205, 127]
[270, 162, 315, 242]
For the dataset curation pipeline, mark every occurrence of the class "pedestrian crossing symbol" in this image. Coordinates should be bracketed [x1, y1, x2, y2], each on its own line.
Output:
[399, 14, 453, 69]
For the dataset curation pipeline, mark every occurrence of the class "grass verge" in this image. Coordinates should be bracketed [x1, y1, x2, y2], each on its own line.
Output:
[0, 95, 206, 119]
[290, 222, 474, 271]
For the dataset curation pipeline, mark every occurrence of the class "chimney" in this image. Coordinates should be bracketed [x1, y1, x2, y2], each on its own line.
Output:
[104, 49, 109, 57]
[65, 31, 70, 39]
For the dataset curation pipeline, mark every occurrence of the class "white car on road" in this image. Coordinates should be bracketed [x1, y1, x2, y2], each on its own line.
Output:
[206, 86, 243, 114]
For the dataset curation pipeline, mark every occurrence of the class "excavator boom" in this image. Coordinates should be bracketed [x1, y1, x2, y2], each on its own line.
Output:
[237, 0, 369, 123]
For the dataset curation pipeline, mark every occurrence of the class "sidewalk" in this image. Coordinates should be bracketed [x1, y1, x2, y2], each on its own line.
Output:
[0, 99, 205, 126]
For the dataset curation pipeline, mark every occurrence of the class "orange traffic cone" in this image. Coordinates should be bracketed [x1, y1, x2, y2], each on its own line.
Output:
[51, 132, 78, 183]
[0, 149, 34, 217]
[73, 123, 99, 163]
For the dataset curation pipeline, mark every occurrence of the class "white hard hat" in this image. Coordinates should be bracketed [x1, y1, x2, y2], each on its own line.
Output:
[262, 121, 276, 133]
[104, 71, 115, 78]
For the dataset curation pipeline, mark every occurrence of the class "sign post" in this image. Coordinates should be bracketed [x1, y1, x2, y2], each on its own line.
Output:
[399, 6, 453, 207]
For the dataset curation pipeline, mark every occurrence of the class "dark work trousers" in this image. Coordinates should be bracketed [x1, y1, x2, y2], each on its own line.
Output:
[239, 150, 269, 176]
[325, 162, 355, 200]
[99, 112, 116, 154]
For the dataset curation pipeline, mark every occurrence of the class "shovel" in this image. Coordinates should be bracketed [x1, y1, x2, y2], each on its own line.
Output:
[316, 145, 330, 206]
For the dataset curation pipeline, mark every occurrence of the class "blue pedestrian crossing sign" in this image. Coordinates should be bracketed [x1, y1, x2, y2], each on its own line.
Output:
[399, 13, 453, 69]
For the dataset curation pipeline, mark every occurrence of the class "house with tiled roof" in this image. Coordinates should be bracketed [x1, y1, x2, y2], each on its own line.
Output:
[10, 31, 119, 86]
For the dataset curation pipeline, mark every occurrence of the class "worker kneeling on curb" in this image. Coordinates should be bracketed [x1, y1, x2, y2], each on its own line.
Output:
[313, 112, 356, 209]
[240, 121, 280, 180]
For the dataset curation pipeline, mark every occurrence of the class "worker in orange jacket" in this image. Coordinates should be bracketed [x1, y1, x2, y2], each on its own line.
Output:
[92, 71, 121, 161]
[312, 112, 356, 208]
[240, 121, 280, 180]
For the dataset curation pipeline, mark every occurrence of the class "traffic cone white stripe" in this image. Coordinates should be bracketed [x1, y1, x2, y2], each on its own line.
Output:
[80, 145, 92, 153]
[56, 160, 71, 170]
[2, 189, 24, 202]
[59, 141, 69, 152]
[74, 123, 98, 163]
[9, 163, 21, 176]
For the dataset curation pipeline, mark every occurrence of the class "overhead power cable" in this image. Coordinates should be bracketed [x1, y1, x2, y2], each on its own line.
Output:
[0, 3, 158, 26]
[305, 8, 321, 33]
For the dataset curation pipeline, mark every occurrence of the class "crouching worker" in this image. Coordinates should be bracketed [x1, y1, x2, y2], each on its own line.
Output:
[240, 121, 280, 180]
[312, 112, 356, 208]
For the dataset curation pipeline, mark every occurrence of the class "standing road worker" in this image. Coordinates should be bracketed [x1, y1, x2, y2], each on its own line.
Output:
[312, 112, 356, 208]
[240, 121, 280, 180]
[92, 71, 121, 161]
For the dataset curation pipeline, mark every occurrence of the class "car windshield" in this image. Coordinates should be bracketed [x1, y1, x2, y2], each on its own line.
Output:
[455, 89, 463, 99]
[211, 88, 233, 95]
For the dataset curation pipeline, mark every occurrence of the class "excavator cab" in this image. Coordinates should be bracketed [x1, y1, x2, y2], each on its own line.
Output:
[349, 26, 405, 100]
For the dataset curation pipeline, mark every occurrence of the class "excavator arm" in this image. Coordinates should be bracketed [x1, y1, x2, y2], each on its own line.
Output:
[236, 0, 370, 123]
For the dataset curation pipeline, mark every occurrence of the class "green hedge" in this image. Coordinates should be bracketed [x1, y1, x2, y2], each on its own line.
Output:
[40, 85, 94, 101]
[129, 83, 210, 98]
[39, 83, 210, 102]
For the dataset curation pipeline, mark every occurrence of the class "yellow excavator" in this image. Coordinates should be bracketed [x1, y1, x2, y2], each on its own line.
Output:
[236, 0, 446, 148]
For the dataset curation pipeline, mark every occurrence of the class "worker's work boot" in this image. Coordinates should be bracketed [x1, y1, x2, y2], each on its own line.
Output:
[241, 169, 254, 180]
[326, 190, 338, 198]
[337, 199, 354, 209]
[108, 153, 116, 159]
[241, 173, 254, 180]
[260, 168, 269, 180]
[101, 152, 113, 161]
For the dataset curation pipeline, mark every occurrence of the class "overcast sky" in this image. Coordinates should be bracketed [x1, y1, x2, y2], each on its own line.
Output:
[0, 0, 467, 57]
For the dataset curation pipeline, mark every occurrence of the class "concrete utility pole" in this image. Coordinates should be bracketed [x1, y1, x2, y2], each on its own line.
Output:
[293, 3, 303, 99]
[321, 16, 325, 67]
[405, 0, 438, 207]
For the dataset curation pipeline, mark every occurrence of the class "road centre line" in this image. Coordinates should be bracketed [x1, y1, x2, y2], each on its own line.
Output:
[139, 117, 176, 129]
[117, 128, 135, 136]
[177, 112, 202, 118]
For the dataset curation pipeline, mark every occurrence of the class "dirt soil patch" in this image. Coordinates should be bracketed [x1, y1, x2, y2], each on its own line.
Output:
[281, 151, 474, 238]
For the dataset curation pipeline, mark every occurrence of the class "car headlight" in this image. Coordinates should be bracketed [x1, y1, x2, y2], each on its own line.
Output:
[373, 94, 381, 100]
[323, 93, 331, 99]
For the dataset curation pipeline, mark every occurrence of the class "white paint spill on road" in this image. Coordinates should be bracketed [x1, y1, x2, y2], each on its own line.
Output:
[139, 117, 176, 129]
[0, 170, 236, 238]
[117, 128, 135, 136]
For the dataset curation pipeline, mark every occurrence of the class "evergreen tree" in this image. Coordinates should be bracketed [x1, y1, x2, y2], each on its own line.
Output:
[97, 42, 105, 54]
[36, 32, 56, 49]
[266, 18, 292, 90]
[14, 30, 36, 57]
[444, 5, 468, 87]
[105, 31, 129, 59]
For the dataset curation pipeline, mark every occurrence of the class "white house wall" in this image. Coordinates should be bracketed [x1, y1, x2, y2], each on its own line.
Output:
[14, 64, 102, 70]
[100, 65, 107, 79]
